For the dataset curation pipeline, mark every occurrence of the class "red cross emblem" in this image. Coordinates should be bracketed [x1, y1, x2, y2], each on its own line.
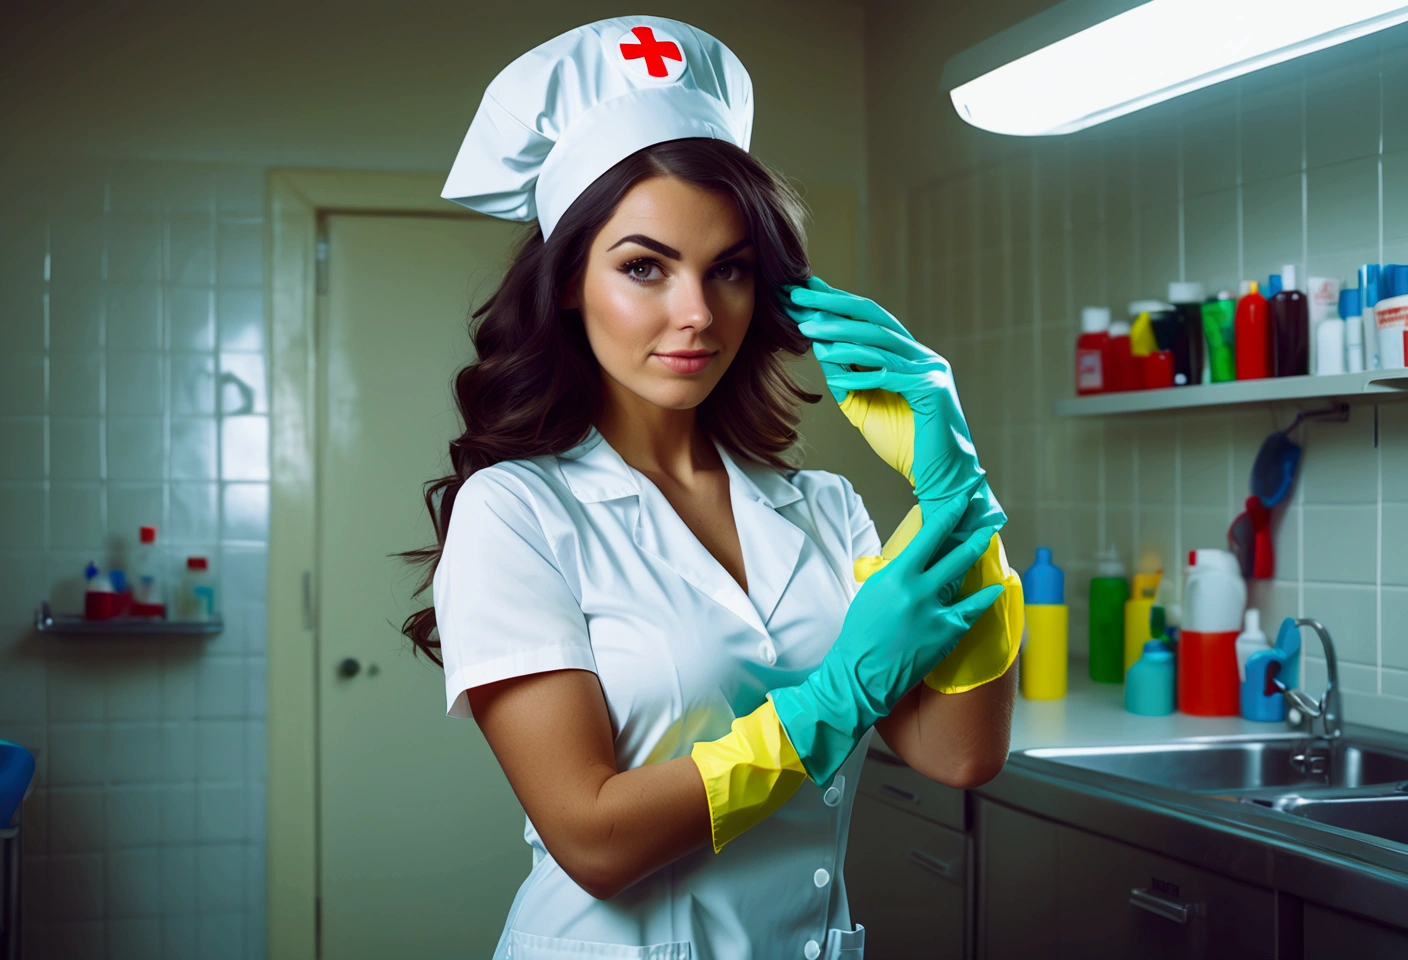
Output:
[618, 25, 684, 80]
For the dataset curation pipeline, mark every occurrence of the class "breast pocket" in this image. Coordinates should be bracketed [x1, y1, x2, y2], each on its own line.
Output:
[506, 931, 692, 960]
[824, 923, 865, 959]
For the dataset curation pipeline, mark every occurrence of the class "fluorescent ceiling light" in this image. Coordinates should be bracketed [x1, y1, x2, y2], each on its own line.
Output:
[946, 0, 1408, 136]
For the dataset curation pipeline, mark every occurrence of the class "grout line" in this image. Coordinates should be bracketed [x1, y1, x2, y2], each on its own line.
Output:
[1177, 114, 1187, 282]
[1235, 84, 1245, 281]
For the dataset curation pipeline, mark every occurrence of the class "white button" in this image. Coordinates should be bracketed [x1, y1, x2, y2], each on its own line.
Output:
[814, 868, 830, 888]
[804, 940, 821, 960]
[759, 641, 777, 665]
[823, 774, 845, 807]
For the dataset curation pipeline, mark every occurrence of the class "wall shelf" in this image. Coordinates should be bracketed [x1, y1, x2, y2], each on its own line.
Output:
[34, 602, 222, 637]
[1054, 371, 1408, 417]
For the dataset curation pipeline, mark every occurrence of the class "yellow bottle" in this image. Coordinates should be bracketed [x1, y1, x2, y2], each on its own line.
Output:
[1124, 570, 1163, 673]
[1020, 547, 1068, 700]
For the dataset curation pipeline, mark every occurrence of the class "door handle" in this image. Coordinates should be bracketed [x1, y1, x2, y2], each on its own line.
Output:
[1129, 887, 1205, 924]
[907, 847, 961, 883]
[879, 783, 920, 805]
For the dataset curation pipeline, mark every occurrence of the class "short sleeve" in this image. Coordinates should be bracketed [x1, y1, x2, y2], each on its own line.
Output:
[433, 469, 596, 718]
[839, 476, 883, 564]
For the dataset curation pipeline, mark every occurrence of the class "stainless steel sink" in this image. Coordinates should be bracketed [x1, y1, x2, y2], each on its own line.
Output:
[1267, 791, 1408, 847]
[1023, 736, 1408, 793]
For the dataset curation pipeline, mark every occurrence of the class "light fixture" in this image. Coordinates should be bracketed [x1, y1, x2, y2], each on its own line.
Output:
[942, 0, 1408, 136]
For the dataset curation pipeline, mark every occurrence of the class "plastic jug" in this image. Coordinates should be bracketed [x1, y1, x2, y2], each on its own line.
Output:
[1126, 641, 1176, 716]
[1183, 548, 1246, 632]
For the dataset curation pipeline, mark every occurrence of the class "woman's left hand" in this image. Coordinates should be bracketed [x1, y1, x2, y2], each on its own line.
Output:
[782, 276, 1003, 529]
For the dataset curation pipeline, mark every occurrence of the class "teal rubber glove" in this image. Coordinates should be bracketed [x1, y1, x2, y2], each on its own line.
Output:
[768, 494, 1004, 787]
[782, 277, 1006, 535]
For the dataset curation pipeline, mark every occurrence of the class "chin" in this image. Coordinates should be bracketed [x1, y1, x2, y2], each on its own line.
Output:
[641, 380, 718, 411]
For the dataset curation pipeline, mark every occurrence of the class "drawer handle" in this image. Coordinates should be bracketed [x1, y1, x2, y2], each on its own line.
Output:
[879, 783, 920, 805]
[1129, 887, 1205, 924]
[907, 847, 960, 883]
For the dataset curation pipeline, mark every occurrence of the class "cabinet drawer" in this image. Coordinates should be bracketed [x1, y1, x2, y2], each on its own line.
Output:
[846, 793, 967, 960]
[1056, 824, 1275, 960]
[860, 749, 966, 830]
[1304, 903, 1408, 957]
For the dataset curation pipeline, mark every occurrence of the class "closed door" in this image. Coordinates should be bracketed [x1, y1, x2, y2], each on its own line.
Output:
[317, 213, 529, 958]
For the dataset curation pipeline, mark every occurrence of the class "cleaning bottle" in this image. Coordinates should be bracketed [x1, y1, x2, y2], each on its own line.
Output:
[1075, 306, 1113, 395]
[1167, 282, 1206, 386]
[1270, 264, 1310, 377]
[1125, 640, 1176, 716]
[131, 525, 166, 618]
[1201, 293, 1237, 382]
[1235, 608, 1269, 682]
[1020, 548, 1068, 700]
[1088, 546, 1129, 684]
[1235, 281, 1271, 380]
[1342, 287, 1365, 374]
[1123, 569, 1162, 672]
[1107, 319, 1135, 391]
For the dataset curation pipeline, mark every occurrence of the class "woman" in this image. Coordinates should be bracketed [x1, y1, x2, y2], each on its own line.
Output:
[401, 17, 1023, 960]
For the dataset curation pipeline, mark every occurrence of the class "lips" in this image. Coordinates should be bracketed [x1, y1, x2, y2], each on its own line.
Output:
[654, 350, 717, 374]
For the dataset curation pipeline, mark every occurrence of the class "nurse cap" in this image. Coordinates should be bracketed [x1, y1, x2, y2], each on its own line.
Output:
[441, 16, 753, 240]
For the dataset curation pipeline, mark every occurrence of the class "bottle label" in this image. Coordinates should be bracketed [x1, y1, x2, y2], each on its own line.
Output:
[1076, 348, 1104, 390]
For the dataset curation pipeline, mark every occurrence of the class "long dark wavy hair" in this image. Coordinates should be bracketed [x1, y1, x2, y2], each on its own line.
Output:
[398, 138, 821, 665]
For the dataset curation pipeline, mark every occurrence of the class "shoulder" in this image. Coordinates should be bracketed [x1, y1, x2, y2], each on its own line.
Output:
[787, 467, 864, 510]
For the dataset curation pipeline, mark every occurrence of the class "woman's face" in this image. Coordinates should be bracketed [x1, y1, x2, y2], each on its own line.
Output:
[566, 176, 756, 412]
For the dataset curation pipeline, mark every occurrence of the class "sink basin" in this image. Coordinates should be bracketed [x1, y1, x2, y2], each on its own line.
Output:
[1271, 793, 1408, 847]
[1023, 737, 1408, 793]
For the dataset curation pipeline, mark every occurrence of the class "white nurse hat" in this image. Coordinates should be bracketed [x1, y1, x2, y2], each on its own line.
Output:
[441, 16, 753, 240]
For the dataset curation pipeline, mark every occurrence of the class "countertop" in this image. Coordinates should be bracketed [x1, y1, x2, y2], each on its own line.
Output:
[1008, 665, 1277, 751]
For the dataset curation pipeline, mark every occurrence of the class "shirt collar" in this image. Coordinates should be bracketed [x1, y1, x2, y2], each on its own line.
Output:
[557, 425, 804, 509]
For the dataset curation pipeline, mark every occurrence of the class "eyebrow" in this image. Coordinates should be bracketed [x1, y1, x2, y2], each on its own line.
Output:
[606, 234, 754, 263]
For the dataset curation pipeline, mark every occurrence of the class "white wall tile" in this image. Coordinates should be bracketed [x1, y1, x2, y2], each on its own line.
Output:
[0, 485, 47, 551]
[171, 353, 217, 416]
[197, 721, 246, 781]
[109, 916, 162, 959]
[199, 911, 246, 960]
[1307, 157, 1380, 258]
[108, 848, 163, 917]
[49, 351, 102, 417]
[106, 351, 164, 416]
[46, 417, 97, 483]
[162, 845, 198, 914]
[1300, 583, 1379, 665]
[170, 481, 218, 544]
[198, 785, 247, 842]
[107, 417, 165, 482]
[170, 417, 217, 481]
[48, 788, 106, 853]
[1302, 504, 1378, 583]
[197, 844, 246, 912]
[0, 353, 47, 417]
[166, 287, 216, 352]
[221, 483, 268, 542]
[216, 288, 264, 352]
[46, 853, 105, 920]
[107, 724, 165, 783]
[167, 217, 214, 286]
[161, 785, 197, 845]
[105, 786, 164, 849]
[107, 216, 163, 284]
[197, 660, 248, 719]
[106, 482, 164, 543]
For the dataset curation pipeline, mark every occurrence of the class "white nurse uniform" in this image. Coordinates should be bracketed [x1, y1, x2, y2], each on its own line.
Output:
[433, 425, 880, 960]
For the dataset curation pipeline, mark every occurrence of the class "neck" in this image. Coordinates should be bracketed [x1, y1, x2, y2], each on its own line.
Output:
[595, 376, 717, 480]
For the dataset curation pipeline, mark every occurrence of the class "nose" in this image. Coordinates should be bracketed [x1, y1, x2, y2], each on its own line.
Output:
[671, 274, 713, 332]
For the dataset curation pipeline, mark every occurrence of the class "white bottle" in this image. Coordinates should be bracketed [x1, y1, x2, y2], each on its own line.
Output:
[132, 525, 165, 615]
[1345, 304, 1366, 373]
[1315, 319, 1346, 376]
[1236, 608, 1270, 683]
[179, 556, 217, 621]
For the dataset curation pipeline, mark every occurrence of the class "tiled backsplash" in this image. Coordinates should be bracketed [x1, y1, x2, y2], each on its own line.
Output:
[897, 28, 1408, 732]
[0, 158, 269, 959]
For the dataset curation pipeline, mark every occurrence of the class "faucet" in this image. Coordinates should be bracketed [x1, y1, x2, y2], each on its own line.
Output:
[1267, 618, 1342, 741]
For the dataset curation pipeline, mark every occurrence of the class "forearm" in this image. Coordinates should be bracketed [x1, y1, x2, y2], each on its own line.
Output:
[873, 659, 1016, 787]
[468, 669, 711, 901]
[562, 755, 713, 899]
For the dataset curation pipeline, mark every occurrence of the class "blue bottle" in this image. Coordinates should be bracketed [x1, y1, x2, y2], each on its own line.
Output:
[1125, 640, 1176, 716]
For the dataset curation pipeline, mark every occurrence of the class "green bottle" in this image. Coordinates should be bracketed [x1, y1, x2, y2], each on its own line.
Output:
[1089, 546, 1129, 683]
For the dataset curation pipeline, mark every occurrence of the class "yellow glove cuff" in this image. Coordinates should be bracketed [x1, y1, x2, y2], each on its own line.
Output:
[839, 390, 916, 485]
[690, 700, 807, 854]
[853, 508, 1024, 694]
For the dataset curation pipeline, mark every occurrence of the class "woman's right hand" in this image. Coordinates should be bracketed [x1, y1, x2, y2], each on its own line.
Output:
[768, 494, 1003, 786]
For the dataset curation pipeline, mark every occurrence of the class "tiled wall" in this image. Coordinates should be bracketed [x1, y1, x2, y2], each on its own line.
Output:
[0, 158, 270, 959]
[900, 28, 1408, 733]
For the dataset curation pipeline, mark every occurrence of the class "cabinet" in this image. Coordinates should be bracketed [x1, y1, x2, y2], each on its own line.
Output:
[975, 798, 1276, 959]
[846, 752, 969, 957]
[1304, 903, 1408, 958]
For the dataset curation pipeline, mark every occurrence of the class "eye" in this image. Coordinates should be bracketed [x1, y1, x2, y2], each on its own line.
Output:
[623, 258, 664, 282]
[712, 260, 753, 282]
